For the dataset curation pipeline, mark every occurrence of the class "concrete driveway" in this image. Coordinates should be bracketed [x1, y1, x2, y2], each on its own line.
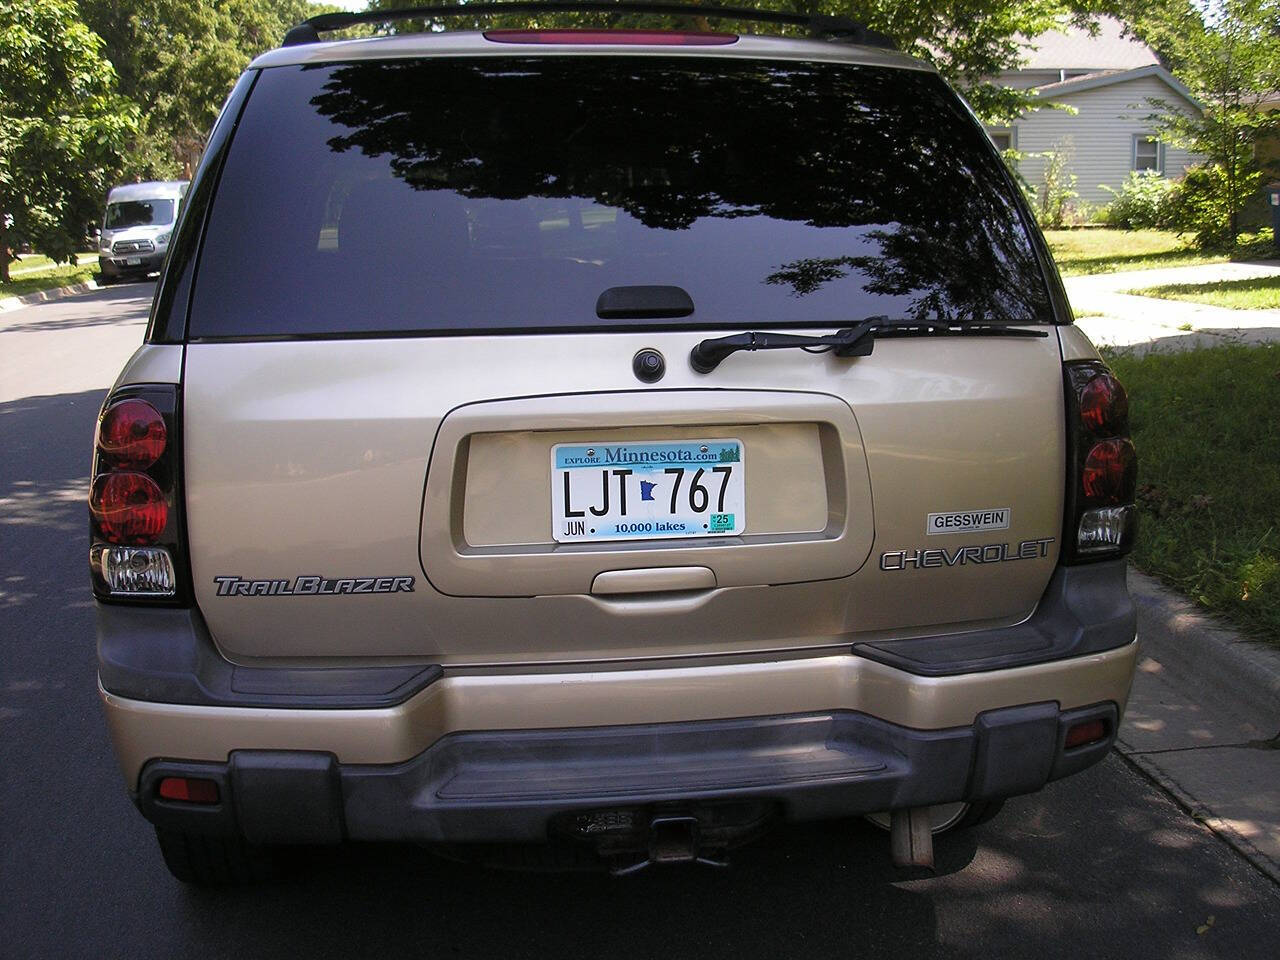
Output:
[1067, 261, 1280, 353]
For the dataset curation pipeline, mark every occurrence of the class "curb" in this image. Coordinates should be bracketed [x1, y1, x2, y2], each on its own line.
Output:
[1122, 567, 1280, 884]
[1126, 567, 1280, 725]
[0, 279, 101, 313]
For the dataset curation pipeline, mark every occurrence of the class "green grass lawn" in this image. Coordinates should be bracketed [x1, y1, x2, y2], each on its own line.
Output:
[1045, 228, 1276, 277]
[0, 261, 100, 298]
[7, 250, 98, 274]
[1104, 342, 1280, 642]
[1123, 274, 1280, 310]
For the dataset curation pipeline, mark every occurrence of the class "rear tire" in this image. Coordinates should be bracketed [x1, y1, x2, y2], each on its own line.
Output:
[865, 799, 1005, 835]
[952, 799, 1004, 830]
[154, 827, 279, 885]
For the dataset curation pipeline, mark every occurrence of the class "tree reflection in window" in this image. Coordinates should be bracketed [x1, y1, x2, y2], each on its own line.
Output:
[191, 57, 1051, 336]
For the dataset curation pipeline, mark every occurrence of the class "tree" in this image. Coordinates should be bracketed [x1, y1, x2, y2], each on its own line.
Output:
[1132, 0, 1280, 246]
[367, 0, 1118, 123]
[78, 1, 334, 177]
[0, 0, 138, 281]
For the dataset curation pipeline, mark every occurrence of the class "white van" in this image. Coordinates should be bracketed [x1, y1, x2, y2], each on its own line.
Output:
[98, 181, 189, 284]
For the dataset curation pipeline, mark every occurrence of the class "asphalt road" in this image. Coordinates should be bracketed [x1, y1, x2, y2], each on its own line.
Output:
[2, 284, 1278, 960]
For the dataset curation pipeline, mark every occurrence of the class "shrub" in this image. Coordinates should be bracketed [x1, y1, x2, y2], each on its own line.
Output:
[1165, 164, 1237, 249]
[1100, 171, 1177, 228]
[1034, 140, 1079, 230]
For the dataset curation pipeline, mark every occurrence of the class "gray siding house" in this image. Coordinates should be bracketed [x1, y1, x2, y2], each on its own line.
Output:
[989, 18, 1204, 208]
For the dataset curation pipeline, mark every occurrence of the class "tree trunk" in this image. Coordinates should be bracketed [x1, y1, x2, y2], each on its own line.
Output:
[0, 215, 11, 284]
[1227, 136, 1239, 247]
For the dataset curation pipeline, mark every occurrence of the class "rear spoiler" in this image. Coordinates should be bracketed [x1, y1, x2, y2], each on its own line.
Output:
[282, 2, 895, 49]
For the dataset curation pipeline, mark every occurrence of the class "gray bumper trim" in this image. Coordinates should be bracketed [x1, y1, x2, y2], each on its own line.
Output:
[135, 702, 1118, 844]
[99, 561, 1134, 708]
[852, 560, 1135, 676]
[97, 605, 441, 709]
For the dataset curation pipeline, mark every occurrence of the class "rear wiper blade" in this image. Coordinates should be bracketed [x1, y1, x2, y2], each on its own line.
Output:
[689, 317, 1048, 374]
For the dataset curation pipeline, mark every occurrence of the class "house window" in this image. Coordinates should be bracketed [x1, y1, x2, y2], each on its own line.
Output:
[988, 128, 1015, 152]
[1133, 136, 1163, 173]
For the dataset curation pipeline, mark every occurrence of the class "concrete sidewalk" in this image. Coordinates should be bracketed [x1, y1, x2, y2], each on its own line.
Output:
[1067, 261, 1280, 353]
[1121, 570, 1280, 883]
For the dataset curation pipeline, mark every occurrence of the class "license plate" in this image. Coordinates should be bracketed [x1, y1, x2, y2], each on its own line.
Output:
[126, 257, 142, 265]
[552, 439, 746, 543]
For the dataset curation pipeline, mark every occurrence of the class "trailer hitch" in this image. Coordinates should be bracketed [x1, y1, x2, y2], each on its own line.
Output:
[609, 815, 730, 876]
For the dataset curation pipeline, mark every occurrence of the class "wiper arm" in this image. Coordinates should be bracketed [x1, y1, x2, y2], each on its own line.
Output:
[690, 318, 880, 374]
[689, 318, 1048, 374]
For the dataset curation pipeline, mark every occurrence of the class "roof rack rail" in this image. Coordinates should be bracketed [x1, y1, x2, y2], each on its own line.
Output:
[281, 2, 895, 49]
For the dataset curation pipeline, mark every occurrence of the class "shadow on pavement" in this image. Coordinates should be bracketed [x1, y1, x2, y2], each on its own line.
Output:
[0, 281, 155, 334]
[2, 389, 1277, 960]
[0, 389, 103, 617]
[152, 768, 1279, 960]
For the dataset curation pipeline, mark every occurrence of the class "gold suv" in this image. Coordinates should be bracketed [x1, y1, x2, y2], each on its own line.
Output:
[91, 3, 1138, 884]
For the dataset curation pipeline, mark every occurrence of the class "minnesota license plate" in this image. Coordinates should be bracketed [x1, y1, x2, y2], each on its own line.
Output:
[552, 439, 746, 543]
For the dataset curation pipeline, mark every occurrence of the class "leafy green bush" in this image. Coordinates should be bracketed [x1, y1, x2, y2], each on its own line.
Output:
[1034, 140, 1079, 230]
[1165, 164, 1238, 249]
[1100, 171, 1177, 228]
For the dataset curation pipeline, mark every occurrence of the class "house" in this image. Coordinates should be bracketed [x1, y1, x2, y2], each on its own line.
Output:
[989, 17, 1204, 208]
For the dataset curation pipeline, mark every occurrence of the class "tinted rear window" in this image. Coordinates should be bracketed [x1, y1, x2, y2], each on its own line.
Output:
[189, 57, 1051, 338]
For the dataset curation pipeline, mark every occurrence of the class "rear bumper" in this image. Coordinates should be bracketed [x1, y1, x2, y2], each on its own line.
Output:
[134, 700, 1121, 845]
[99, 253, 165, 277]
[100, 559, 1137, 842]
[104, 638, 1137, 826]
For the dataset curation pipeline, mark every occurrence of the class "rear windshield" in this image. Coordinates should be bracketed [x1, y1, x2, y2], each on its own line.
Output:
[189, 57, 1051, 338]
[106, 199, 175, 229]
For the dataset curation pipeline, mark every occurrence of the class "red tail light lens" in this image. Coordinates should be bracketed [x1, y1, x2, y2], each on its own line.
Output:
[158, 776, 220, 804]
[1063, 360, 1138, 562]
[484, 29, 738, 45]
[90, 385, 188, 603]
[90, 472, 168, 544]
[1082, 438, 1137, 504]
[98, 398, 167, 468]
[1078, 373, 1129, 436]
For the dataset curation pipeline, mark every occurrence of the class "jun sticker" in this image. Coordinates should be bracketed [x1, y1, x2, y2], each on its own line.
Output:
[926, 509, 1011, 536]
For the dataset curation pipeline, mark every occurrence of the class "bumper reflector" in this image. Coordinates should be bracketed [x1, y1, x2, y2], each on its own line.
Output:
[91, 545, 176, 596]
[1064, 719, 1107, 750]
[158, 776, 220, 804]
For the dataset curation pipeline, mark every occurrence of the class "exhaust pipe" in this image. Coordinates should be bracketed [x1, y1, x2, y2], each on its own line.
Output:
[890, 808, 935, 871]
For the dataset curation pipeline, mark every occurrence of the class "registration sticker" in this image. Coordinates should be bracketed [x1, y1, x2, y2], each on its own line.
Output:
[551, 439, 746, 543]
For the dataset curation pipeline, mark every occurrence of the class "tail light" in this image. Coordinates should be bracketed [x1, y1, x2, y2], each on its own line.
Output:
[89, 386, 190, 602]
[1062, 361, 1138, 562]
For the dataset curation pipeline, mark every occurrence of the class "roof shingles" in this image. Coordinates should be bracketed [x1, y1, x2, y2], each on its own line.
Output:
[1017, 16, 1158, 72]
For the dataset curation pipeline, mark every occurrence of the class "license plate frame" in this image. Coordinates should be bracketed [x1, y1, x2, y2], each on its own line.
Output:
[551, 438, 746, 543]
